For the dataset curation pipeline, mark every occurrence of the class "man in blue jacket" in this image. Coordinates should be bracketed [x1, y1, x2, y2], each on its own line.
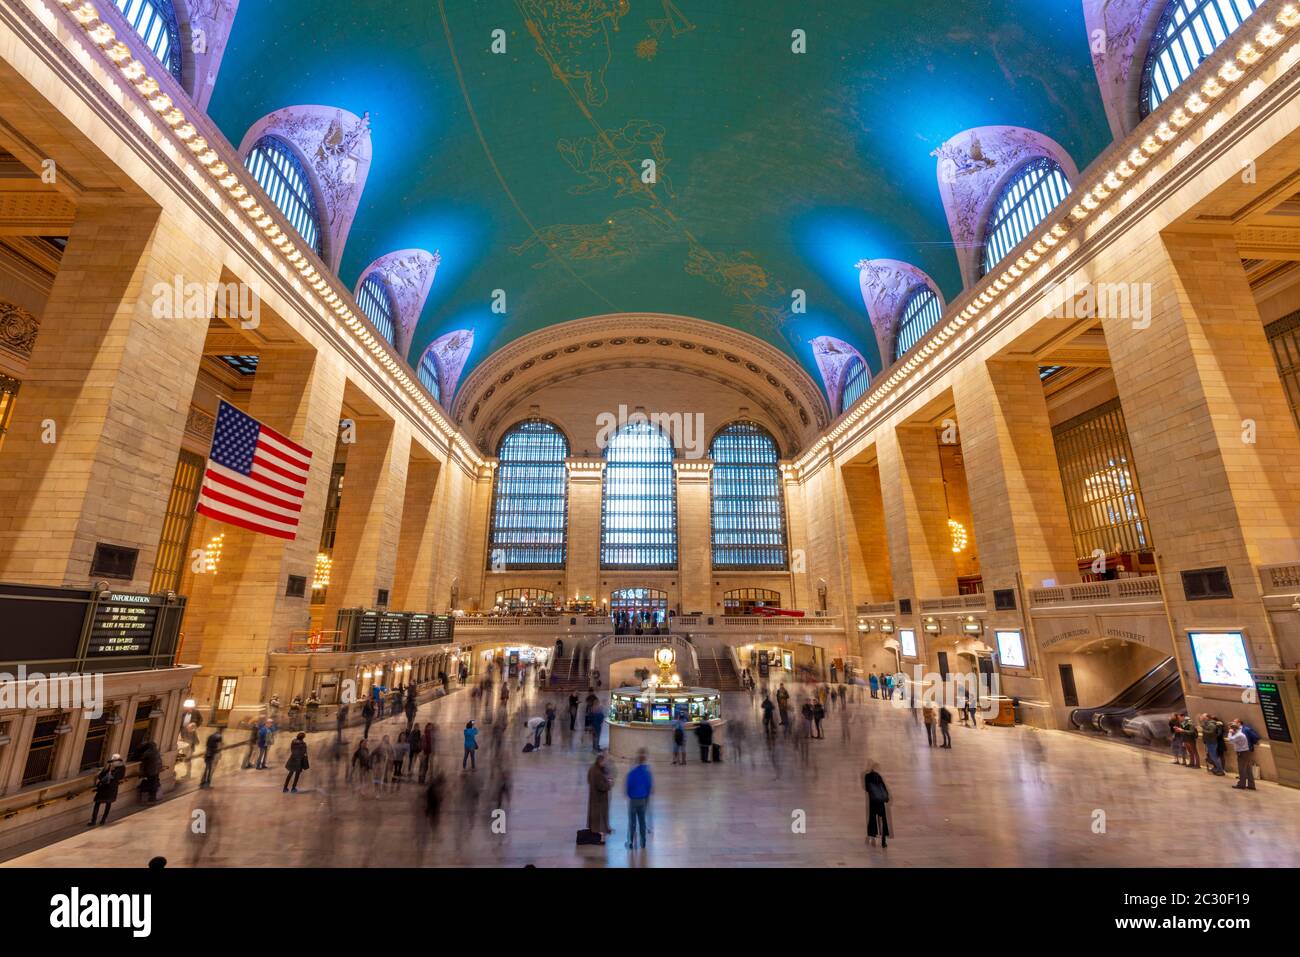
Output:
[624, 749, 654, 850]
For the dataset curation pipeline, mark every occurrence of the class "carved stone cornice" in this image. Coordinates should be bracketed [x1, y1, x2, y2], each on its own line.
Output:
[453, 313, 829, 456]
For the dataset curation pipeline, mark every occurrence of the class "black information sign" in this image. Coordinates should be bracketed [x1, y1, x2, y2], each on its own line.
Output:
[87, 592, 160, 658]
[1256, 680, 1293, 743]
[350, 610, 455, 647]
[377, 613, 406, 642]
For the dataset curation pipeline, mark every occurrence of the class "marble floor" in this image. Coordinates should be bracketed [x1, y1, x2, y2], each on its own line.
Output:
[7, 682, 1300, 868]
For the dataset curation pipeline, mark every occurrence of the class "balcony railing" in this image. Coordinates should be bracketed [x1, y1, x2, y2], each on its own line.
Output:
[1027, 575, 1162, 608]
[1259, 562, 1300, 596]
[453, 613, 842, 634]
[918, 594, 988, 613]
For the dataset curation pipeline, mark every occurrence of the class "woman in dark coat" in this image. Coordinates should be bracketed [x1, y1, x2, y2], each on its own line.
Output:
[136, 741, 163, 803]
[284, 732, 310, 792]
[88, 754, 125, 826]
[864, 762, 890, 847]
[586, 753, 613, 835]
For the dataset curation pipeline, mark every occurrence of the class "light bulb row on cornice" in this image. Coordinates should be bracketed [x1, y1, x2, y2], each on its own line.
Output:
[54, 0, 485, 470]
[795, 3, 1300, 477]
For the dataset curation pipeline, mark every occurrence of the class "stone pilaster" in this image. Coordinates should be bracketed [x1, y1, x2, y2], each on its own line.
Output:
[391, 451, 441, 612]
[564, 459, 604, 603]
[183, 346, 347, 718]
[322, 416, 410, 623]
[0, 204, 217, 588]
[675, 460, 712, 615]
[841, 460, 894, 603]
[878, 424, 958, 602]
[1103, 231, 1300, 776]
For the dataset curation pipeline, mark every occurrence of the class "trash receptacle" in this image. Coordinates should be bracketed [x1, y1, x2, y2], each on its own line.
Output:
[985, 696, 1016, 727]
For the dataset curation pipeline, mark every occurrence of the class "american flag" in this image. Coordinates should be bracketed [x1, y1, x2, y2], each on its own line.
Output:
[196, 400, 313, 540]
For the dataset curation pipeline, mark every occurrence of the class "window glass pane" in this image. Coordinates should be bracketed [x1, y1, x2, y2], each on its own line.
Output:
[981, 159, 1070, 276]
[711, 423, 787, 569]
[601, 421, 677, 569]
[489, 420, 569, 569]
[113, 0, 181, 82]
[417, 350, 442, 401]
[1052, 398, 1153, 560]
[356, 275, 396, 345]
[1141, 0, 1263, 116]
[244, 136, 322, 255]
[841, 358, 869, 410]
[894, 286, 943, 361]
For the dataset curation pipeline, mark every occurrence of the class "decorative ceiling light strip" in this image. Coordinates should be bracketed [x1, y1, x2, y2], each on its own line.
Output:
[796, 0, 1300, 475]
[49, 0, 486, 470]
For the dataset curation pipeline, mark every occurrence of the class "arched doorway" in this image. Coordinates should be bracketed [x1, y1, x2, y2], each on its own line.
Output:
[610, 587, 668, 630]
[723, 588, 781, 615]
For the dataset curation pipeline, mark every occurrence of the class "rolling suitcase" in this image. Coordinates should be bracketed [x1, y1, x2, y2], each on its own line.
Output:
[576, 828, 603, 845]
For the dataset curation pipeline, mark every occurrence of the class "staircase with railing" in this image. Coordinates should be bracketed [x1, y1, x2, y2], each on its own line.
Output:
[696, 647, 745, 692]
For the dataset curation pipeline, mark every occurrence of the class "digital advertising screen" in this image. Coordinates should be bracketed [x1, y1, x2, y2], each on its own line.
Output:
[899, 628, 917, 658]
[1188, 631, 1253, 687]
[996, 630, 1027, 668]
[652, 701, 671, 722]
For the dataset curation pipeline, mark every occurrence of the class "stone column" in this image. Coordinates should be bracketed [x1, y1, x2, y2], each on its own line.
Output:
[675, 460, 712, 615]
[877, 423, 958, 672]
[391, 451, 441, 613]
[182, 347, 347, 721]
[322, 416, 410, 624]
[0, 204, 217, 588]
[841, 460, 894, 603]
[878, 424, 958, 603]
[952, 356, 1079, 708]
[1103, 231, 1300, 776]
[564, 459, 604, 604]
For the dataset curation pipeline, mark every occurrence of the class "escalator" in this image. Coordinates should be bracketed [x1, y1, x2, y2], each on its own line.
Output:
[1068, 656, 1183, 736]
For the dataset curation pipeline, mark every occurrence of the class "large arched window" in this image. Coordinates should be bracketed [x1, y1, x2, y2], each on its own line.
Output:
[114, 0, 182, 83]
[894, 286, 943, 361]
[417, 349, 442, 402]
[356, 274, 396, 345]
[601, 420, 677, 569]
[710, 421, 787, 570]
[981, 158, 1070, 276]
[244, 136, 323, 255]
[1141, 0, 1263, 117]
[486, 420, 569, 569]
[840, 357, 869, 411]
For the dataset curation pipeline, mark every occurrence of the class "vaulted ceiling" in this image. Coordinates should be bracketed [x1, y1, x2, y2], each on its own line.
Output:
[207, 0, 1112, 394]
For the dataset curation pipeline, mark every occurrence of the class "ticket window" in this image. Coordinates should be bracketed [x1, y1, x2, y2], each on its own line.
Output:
[21, 715, 64, 787]
[214, 676, 237, 724]
[79, 710, 114, 772]
[128, 701, 158, 758]
[313, 671, 342, 705]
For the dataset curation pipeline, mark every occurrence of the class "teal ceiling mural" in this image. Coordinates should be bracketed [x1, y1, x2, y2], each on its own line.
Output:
[207, 0, 1111, 389]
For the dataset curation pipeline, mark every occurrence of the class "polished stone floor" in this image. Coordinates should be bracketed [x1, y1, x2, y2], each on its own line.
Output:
[8, 681, 1300, 868]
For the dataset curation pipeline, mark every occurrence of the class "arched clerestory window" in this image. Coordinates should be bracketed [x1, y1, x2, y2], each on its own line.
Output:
[600, 420, 677, 569]
[244, 135, 323, 256]
[710, 421, 787, 570]
[486, 420, 569, 569]
[840, 357, 869, 412]
[356, 274, 396, 345]
[114, 0, 182, 83]
[981, 157, 1070, 276]
[1141, 0, 1264, 118]
[893, 286, 943, 361]
[417, 349, 442, 402]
